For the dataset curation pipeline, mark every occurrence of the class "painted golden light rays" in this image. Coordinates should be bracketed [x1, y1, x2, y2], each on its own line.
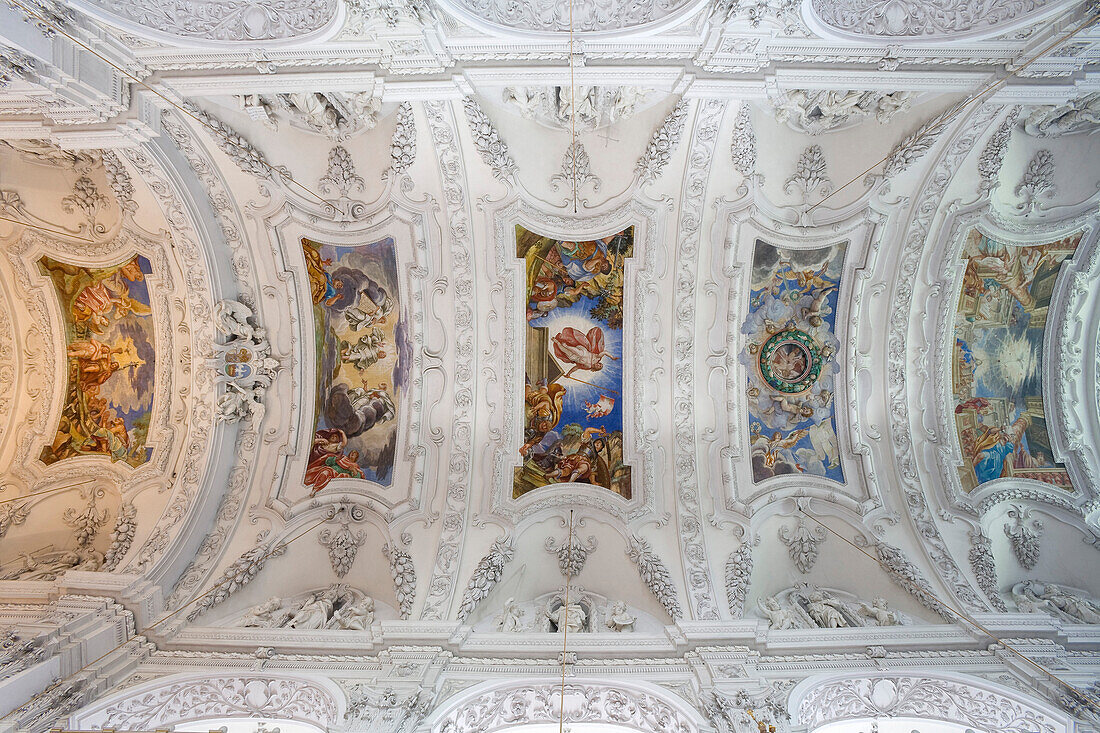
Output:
[952, 230, 1081, 491]
[514, 225, 633, 499]
[39, 254, 155, 467]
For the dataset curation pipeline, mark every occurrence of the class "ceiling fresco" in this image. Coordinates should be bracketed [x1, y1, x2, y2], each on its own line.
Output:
[0, 0, 1099, 731]
[952, 229, 1082, 492]
[37, 253, 155, 467]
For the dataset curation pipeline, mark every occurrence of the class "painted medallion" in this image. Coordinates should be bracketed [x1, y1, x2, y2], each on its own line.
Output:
[952, 230, 1080, 491]
[301, 237, 409, 496]
[741, 240, 845, 484]
[39, 254, 155, 466]
[513, 225, 633, 499]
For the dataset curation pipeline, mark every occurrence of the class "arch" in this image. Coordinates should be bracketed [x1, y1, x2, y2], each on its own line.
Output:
[70, 673, 346, 730]
[787, 671, 1073, 733]
[427, 678, 704, 733]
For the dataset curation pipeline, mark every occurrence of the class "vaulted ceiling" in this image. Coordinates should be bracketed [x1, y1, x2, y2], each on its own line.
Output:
[0, 0, 1099, 730]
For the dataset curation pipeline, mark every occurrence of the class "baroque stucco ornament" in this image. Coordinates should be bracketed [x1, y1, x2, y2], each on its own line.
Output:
[76, 0, 340, 43]
[807, 0, 1054, 39]
[439, 0, 701, 33]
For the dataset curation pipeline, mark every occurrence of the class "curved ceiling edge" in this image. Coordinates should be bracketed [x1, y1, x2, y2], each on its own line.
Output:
[431, 0, 711, 39]
[67, 0, 345, 49]
[800, 0, 1076, 43]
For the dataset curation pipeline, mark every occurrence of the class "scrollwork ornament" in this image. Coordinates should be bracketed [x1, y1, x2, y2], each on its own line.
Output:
[95, 676, 340, 728]
[418, 100, 476, 620]
[808, 0, 1052, 38]
[797, 675, 1062, 732]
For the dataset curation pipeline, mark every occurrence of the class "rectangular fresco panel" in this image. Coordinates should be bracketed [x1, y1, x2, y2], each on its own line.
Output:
[39, 254, 155, 467]
[302, 237, 409, 495]
[513, 226, 633, 499]
[952, 230, 1080, 491]
[742, 240, 845, 484]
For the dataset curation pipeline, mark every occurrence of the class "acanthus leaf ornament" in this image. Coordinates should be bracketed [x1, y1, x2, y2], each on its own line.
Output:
[317, 523, 366, 578]
[626, 536, 683, 620]
[807, 0, 1053, 38]
[186, 541, 287, 621]
[635, 100, 689, 184]
[61, 176, 109, 237]
[1013, 149, 1057, 213]
[1003, 505, 1043, 570]
[797, 675, 1062, 732]
[102, 502, 138, 572]
[544, 531, 598, 577]
[878, 99, 968, 182]
[383, 542, 417, 619]
[977, 107, 1019, 195]
[784, 145, 833, 203]
[778, 518, 827, 574]
[385, 101, 417, 180]
[96, 676, 340, 729]
[872, 540, 954, 621]
[181, 101, 289, 182]
[0, 501, 29, 540]
[318, 144, 367, 220]
[462, 96, 517, 182]
[456, 536, 515, 622]
[968, 528, 1008, 612]
[725, 542, 753, 618]
[550, 141, 601, 194]
[730, 103, 757, 178]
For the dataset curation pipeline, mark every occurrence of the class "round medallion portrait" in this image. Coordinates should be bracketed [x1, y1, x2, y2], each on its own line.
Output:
[759, 329, 822, 394]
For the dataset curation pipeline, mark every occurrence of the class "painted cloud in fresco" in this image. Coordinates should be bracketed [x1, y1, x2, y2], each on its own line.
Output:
[952, 229, 1080, 492]
[513, 225, 633, 500]
[38, 254, 156, 467]
[741, 240, 846, 484]
[300, 237, 409, 498]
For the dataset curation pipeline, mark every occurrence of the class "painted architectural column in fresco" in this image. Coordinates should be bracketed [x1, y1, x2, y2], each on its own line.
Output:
[38, 254, 156, 467]
[952, 230, 1082, 491]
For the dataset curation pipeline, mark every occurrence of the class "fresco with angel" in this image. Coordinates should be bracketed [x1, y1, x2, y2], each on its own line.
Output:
[741, 240, 846, 484]
[513, 225, 633, 499]
[301, 236, 410, 495]
[952, 230, 1080, 492]
[38, 254, 155, 467]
